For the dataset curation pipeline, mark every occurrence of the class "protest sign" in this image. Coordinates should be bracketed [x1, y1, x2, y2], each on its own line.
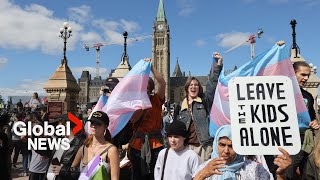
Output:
[229, 76, 301, 155]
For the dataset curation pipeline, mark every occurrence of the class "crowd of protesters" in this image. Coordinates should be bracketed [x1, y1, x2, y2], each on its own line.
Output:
[0, 43, 319, 180]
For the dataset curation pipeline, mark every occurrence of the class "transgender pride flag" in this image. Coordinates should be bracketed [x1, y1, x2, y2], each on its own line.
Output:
[209, 44, 311, 137]
[105, 59, 152, 137]
[89, 94, 109, 119]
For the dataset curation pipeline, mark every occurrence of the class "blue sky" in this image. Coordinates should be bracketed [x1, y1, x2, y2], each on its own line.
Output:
[0, 0, 319, 101]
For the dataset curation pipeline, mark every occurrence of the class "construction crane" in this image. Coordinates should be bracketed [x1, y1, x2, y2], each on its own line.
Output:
[225, 28, 264, 60]
[83, 33, 152, 78]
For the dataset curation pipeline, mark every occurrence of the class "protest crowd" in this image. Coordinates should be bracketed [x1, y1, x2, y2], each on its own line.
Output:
[0, 41, 319, 180]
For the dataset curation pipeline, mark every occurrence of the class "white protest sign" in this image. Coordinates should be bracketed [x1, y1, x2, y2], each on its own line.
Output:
[229, 76, 301, 155]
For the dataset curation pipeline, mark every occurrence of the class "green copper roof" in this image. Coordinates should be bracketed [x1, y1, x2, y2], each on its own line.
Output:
[156, 0, 166, 22]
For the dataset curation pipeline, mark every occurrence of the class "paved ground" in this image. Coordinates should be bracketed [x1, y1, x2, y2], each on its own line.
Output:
[11, 153, 28, 180]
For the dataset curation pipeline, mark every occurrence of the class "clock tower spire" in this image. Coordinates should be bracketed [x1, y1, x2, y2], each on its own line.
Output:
[152, 0, 170, 100]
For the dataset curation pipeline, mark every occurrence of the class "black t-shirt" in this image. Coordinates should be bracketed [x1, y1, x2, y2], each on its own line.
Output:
[301, 88, 316, 120]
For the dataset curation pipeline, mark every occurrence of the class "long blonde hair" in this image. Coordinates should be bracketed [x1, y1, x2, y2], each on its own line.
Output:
[312, 132, 320, 167]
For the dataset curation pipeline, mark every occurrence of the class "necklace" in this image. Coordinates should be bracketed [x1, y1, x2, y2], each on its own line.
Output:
[91, 144, 104, 157]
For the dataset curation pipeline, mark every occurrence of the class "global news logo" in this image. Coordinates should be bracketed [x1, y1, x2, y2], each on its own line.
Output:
[12, 112, 82, 150]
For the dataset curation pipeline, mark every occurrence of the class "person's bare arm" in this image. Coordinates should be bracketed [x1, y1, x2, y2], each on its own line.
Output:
[108, 146, 120, 180]
[71, 145, 84, 167]
[193, 158, 226, 180]
[129, 109, 144, 124]
[144, 58, 166, 100]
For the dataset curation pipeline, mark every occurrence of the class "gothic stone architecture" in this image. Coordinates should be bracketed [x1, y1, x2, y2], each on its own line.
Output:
[78, 0, 213, 106]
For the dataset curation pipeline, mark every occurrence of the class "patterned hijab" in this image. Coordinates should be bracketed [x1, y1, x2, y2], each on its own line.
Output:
[211, 125, 244, 180]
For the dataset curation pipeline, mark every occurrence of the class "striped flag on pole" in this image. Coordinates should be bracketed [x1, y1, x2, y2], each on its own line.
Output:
[209, 44, 311, 136]
[105, 59, 152, 137]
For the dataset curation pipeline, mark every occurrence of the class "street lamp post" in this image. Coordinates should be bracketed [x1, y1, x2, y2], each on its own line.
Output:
[290, 19, 300, 58]
[121, 31, 129, 65]
[59, 22, 72, 65]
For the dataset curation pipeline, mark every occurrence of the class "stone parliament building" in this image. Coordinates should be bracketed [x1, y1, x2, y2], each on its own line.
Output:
[77, 1, 320, 116]
[78, 0, 210, 107]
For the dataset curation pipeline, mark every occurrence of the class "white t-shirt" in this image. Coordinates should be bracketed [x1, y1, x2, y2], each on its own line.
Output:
[154, 147, 200, 180]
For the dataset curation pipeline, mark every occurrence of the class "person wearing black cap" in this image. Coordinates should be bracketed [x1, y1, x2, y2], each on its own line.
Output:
[71, 111, 120, 180]
[154, 121, 200, 180]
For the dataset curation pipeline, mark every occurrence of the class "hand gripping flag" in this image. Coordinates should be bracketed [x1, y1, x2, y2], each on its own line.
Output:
[209, 44, 311, 137]
[105, 59, 152, 137]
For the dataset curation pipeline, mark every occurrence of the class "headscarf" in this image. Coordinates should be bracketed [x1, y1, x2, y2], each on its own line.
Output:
[211, 125, 244, 180]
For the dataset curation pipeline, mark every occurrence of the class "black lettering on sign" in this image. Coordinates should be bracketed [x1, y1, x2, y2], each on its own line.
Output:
[261, 104, 266, 123]
[256, 83, 266, 100]
[276, 83, 285, 100]
[238, 104, 245, 110]
[238, 111, 246, 117]
[260, 127, 269, 146]
[250, 128, 259, 146]
[239, 118, 246, 124]
[251, 105, 262, 123]
[247, 83, 255, 100]
[270, 127, 280, 146]
[237, 84, 245, 100]
[278, 104, 289, 122]
[281, 127, 293, 146]
[240, 128, 248, 146]
[266, 83, 275, 99]
[267, 105, 277, 123]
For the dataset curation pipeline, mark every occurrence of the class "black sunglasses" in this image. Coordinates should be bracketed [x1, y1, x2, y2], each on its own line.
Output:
[90, 121, 103, 126]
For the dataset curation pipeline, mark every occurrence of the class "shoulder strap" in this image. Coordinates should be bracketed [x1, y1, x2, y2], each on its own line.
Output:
[100, 144, 114, 163]
[100, 144, 114, 156]
[82, 145, 85, 158]
[161, 148, 170, 180]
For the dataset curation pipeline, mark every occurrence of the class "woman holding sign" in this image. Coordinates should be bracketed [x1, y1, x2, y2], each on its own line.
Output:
[193, 125, 292, 180]
[175, 52, 223, 162]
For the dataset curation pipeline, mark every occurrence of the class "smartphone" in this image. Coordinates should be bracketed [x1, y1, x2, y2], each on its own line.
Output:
[51, 158, 60, 165]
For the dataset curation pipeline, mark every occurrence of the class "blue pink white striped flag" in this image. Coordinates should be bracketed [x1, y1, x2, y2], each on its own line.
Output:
[89, 94, 108, 119]
[209, 44, 311, 137]
[105, 59, 152, 137]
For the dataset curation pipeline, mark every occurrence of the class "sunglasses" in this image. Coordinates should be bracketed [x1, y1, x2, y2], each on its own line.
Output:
[90, 121, 103, 126]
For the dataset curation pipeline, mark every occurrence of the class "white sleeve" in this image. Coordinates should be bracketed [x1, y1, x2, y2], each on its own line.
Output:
[192, 159, 210, 178]
[154, 149, 166, 180]
[191, 152, 201, 176]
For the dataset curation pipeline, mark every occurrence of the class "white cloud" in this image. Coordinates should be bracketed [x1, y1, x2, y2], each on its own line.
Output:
[216, 32, 251, 48]
[177, 0, 195, 16]
[120, 19, 140, 32]
[80, 32, 103, 46]
[0, 0, 83, 54]
[0, 79, 47, 98]
[25, 4, 53, 16]
[68, 5, 92, 24]
[71, 66, 111, 79]
[0, 0, 142, 55]
[92, 19, 140, 43]
[195, 39, 206, 47]
[0, 57, 8, 68]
